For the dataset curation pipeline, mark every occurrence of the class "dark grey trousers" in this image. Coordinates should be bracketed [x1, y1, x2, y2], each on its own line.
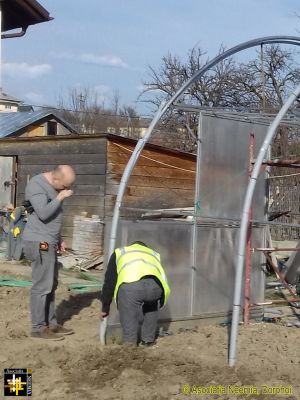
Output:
[117, 278, 163, 344]
[22, 240, 58, 333]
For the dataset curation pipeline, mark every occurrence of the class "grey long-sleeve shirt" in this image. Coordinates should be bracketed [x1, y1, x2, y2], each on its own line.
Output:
[22, 174, 63, 244]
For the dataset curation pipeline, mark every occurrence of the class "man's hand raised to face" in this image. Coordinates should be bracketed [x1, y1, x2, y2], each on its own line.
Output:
[57, 189, 73, 201]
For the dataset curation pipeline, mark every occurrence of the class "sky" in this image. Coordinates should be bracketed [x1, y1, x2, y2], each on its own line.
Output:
[1, 0, 300, 115]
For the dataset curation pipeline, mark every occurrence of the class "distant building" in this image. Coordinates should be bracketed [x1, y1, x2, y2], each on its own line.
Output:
[0, 110, 78, 138]
[0, 90, 22, 112]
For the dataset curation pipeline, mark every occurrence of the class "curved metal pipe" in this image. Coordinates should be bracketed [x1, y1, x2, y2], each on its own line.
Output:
[109, 101, 166, 255]
[160, 36, 300, 118]
[1, 26, 28, 39]
[228, 82, 300, 367]
[106, 36, 300, 345]
[109, 36, 300, 256]
[99, 316, 107, 345]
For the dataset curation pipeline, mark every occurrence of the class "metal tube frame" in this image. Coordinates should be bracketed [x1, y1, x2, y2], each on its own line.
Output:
[106, 36, 300, 348]
[109, 36, 300, 256]
[0, 7, 2, 90]
[190, 113, 203, 316]
[254, 247, 300, 252]
[243, 133, 255, 325]
[251, 298, 300, 306]
[229, 82, 300, 367]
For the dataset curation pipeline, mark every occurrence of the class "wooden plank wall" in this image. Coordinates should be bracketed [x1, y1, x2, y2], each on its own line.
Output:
[0, 136, 107, 247]
[0, 135, 196, 249]
[105, 138, 197, 217]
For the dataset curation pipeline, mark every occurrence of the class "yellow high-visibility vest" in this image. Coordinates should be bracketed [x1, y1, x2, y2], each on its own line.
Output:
[114, 243, 170, 306]
[12, 227, 21, 237]
[10, 211, 20, 237]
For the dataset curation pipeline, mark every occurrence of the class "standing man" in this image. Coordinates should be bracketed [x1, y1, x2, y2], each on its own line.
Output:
[101, 241, 170, 346]
[22, 165, 76, 340]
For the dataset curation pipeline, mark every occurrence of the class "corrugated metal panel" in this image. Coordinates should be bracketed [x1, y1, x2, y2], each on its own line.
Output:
[0, 111, 78, 138]
[0, 91, 21, 103]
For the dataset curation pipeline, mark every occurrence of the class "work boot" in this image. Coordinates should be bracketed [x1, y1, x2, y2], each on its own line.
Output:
[289, 301, 300, 309]
[49, 324, 74, 335]
[140, 340, 157, 347]
[31, 327, 65, 341]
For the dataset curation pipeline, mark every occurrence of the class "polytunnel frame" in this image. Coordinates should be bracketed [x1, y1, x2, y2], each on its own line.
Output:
[103, 36, 300, 362]
[229, 83, 300, 366]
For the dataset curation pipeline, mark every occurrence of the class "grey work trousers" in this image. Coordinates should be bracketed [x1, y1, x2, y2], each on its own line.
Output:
[117, 278, 163, 344]
[22, 240, 58, 333]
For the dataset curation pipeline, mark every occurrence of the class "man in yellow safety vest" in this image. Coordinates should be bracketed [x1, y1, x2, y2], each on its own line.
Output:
[100, 241, 170, 346]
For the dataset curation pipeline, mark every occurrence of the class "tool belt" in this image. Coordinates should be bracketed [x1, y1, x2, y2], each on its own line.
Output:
[22, 200, 34, 214]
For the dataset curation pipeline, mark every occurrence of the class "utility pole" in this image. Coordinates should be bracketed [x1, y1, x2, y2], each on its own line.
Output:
[260, 44, 266, 112]
[78, 92, 86, 133]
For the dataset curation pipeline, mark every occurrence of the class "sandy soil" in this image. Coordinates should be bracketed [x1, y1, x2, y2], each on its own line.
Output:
[0, 262, 300, 400]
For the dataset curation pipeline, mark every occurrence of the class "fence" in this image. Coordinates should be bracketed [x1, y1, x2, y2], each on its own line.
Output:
[269, 172, 300, 240]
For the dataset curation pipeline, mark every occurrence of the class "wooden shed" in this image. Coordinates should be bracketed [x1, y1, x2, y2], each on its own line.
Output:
[0, 134, 196, 250]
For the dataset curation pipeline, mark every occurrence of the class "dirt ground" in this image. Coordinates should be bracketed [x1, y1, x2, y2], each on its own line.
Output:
[0, 261, 300, 400]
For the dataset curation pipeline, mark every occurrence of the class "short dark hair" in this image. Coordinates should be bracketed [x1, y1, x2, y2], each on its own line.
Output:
[132, 241, 148, 247]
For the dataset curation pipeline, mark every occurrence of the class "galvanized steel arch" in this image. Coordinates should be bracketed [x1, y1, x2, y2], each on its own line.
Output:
[104, 36, 300, 347]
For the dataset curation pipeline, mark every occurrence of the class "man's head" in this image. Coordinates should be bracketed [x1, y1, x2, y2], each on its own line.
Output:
[51, 165, 76, 190]
[131, 241, 148, 248]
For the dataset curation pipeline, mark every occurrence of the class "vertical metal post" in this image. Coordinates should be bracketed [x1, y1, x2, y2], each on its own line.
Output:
[0, 5, 2, 91]
[243, 133, 254, 325]
[190, 113, 202, 316]
[261, 44, 266, 111]
[229, 83, 300, 367]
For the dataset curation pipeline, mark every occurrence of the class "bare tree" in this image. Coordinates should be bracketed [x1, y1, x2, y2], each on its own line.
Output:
[235, 45, 300, 111]
[142, 45, 300, 111]
[111, 89, 121, 115]
[141, 46, 239, 109]
[139, 44, 300, 152]
[58, 87, 142, 137]
[119, 105, 140, 139]
[58, 87, 107, 133]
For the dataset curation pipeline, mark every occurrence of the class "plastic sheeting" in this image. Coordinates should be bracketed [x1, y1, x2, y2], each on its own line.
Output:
[105, 219, 265, 326]
[104, 112, 268, 327]
[197, 113, 268, 220]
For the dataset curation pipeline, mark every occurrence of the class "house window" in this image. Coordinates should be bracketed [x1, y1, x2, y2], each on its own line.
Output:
[47, 121, 57, 136]
[5, 105, 11, 109]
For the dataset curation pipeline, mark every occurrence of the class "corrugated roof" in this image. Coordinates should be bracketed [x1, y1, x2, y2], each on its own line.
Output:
[0, 91, 22, 104]
[0, 110, 78, 138]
